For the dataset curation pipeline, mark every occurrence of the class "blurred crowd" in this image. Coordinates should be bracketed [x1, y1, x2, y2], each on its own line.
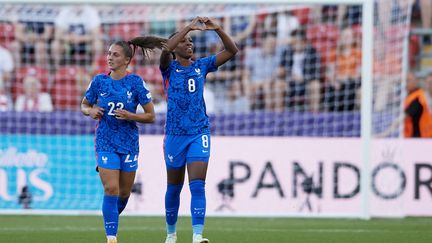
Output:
[0, 1, 429, 116]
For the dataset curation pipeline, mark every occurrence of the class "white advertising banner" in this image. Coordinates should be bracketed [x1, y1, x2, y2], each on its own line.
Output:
[126, 136, 432, 217]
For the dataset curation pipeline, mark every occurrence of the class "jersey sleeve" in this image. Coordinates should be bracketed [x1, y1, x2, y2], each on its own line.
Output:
[201, 55, 218, 73]
[160, 62, 173, 82]
[136, 77, 152, 106]
[84, 76, 99, 105]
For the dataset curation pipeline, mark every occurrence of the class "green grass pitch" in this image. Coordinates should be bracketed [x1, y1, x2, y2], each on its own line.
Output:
[0, 215, 431, 243]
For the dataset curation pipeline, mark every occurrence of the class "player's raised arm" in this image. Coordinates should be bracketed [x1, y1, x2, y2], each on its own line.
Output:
[160, 17, 204, 70]
[201, 17, 238, 67]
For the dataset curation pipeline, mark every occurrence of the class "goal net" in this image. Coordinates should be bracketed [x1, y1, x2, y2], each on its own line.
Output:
[0, 0, 420, 218]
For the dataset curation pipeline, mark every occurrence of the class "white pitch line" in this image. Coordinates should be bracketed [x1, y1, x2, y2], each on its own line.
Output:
[0, 226, 163, 232]
[0, 226, 429, 235]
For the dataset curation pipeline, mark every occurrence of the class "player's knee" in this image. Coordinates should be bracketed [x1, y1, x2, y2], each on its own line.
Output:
[104, 184, 119, 196]
[189, 180, 205, 196]
[118, 191, 131, 198]
[166, 183, 183, 197]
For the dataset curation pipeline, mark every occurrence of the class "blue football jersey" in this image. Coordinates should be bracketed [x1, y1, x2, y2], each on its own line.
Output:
[85, 73, 152, 153]
[161, 55, 217, 135]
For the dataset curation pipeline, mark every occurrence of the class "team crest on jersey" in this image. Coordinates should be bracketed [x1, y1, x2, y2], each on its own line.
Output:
[127, 91, 132, 103]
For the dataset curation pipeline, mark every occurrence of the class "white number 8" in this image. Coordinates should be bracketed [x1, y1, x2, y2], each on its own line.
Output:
[202, 135, 209, 148]
[188, 78, 196, 92]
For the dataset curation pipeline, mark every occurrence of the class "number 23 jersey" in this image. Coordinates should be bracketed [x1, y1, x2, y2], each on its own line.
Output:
[85, 73, 152, 154]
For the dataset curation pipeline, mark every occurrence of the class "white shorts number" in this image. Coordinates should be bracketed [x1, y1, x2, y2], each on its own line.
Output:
[202, 135, 209, 148]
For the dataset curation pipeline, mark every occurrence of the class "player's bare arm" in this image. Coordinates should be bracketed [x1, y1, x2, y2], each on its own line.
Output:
[114, 102, 155, 124]
[201, 17, 238, 67]
[81, 97, 104, 120]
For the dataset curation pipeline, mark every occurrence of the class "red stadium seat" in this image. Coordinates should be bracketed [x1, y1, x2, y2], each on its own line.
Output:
[307, 24, 338, 64]
[0, 22, 15, 47]
[307, 23, 339, 43]
[55, 65, 87, 82]
[136, 65, 162, 84]
[291, 7, 310, 25]
[409, 34, 420, 68]
[351, 24, 362, 39]
[13, 66, 50, 99]
[109, 23, 141, 40]
[52, 82, 79, 110]
[385, 24, 408, 43]
[52, 65, 86, 110]
[93, 54, 108, 75]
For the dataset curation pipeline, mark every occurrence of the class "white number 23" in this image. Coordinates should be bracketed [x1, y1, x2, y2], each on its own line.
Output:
[107, 102, 124, 116]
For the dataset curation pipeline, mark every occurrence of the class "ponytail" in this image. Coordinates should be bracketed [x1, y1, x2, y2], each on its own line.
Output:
[129, 36, 167, 58]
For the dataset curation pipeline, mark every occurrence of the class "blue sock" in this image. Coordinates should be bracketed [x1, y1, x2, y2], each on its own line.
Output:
[192, 224, 204, 236]
[117, 197, 129, 215]
[190, 180, 206, 235]
[165, 183, 183, 234]
[102, 195, 119, 237]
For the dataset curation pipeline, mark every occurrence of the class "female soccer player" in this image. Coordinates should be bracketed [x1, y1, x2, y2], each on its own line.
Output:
[81, 37, 165, 243]
[159, 16, 238, 243]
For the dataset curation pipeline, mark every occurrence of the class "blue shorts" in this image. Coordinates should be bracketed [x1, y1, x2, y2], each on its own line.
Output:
[163, 133, 211, 169]
[96, 151, 139, 172]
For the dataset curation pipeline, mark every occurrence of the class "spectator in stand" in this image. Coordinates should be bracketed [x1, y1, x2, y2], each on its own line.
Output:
[223, 80, 250, 114]
[51, 5, 103, 67]
[136, 80, 167, 114]
[424, 72, 432, 113]
[404, 73, 432, 137]
[11, 19, 53, 67]
[75, 68, 92, 97]
[373, 43, 403, 112]
[15, 75, 53, 112]
[203, 84, 216, 114]
[277, 28, 321, 112]
[243, 31, 284, 111]
[206, 37, 244, 113]
[413, 0, 431, 44]
[264, 11, 300, 46]
[379, 72, 432, 138]
[206, 14, 253, 113]
[150, 83, 167, 114]
[0, 79, 13, 111]
[323, 26, 361, 111]
[224, 11, 256, 49]
[0, 43, 14, 112]
[420, 0, 431, 30]
[315, 5, 362, 27]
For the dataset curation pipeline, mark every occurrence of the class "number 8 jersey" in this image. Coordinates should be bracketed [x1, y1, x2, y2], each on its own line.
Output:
[161, 55, 217, 135]
[85, 73, 152, 154]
